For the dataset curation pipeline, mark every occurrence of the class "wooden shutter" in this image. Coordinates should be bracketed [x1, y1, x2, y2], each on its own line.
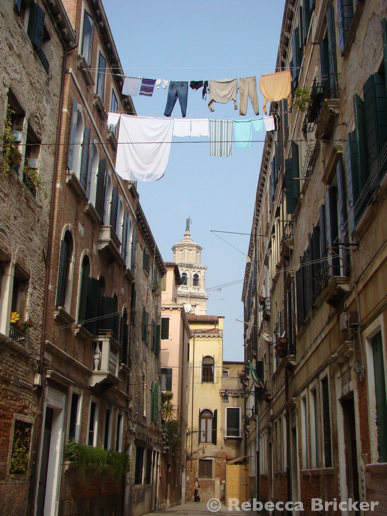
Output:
[345, 132, 360, 234]
[303, 0, 311, 43]
[80, 127, 90, 190]
[311, 226, 321, 300]
[269, 163, 274, 213]
[292, 29, 301, 91]
[95, 159, 106, 220]
[198, 409, 202, 444]
[285, 158, 296, 214]
[303, 248, 313, 317]
[122, 322, 129, 364]
[152, 384, 159, 424]
[155, 324, 161, 354]
[87, 136, 94, 198]
[382, 19, 387, 94]
[78, 261, 90, 324]
[67, 97, 78, 171]
[131, 227, 137, 270]
[27, 2, 45, 49]
[363, 73, 387, 191]
[325, 187, 340, 276]
[327, 4, 338, 97]
[101, 297, 119, 340]
[256, 360, 264, 381]
[110, 186, 119, 229]
[56, 240, 68, 307]
[292, 141, 300, 200]
[130, 285, 136, 326]
[336, 157, 350, 276]
[122, 212, 128, 261]
[353, 93, 368, 193]
[320, 38, 329, 85]
[212, 409, 217, 445]
[84, 278, 100, 335]
[372, 331, 387, 462]
[296, 267, 304, 330]
[14, 0, 22, 14]
[337, 0, 354, 55]
[298, 4, 304, 47]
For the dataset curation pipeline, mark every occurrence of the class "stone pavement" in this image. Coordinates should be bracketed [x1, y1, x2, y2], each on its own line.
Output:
[143, 500, 258, 515]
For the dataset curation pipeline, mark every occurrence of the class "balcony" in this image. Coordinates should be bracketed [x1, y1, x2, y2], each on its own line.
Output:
[318, 263, 350, 308]
[302, 76, 338, 137]
[280, 222, 294, 258]
[90, 332, 120, 390]
[97, 225, 124, 265]
[9, 325, 28, 345]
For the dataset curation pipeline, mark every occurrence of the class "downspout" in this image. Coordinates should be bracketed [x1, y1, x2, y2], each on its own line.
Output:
[255, 231, 260, 506]
[190, 333, 195, 474]
[31, 33, 79, 513]
[283, 242, 292, 507]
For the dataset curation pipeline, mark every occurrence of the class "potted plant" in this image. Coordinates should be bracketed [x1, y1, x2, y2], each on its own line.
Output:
[292, 87, 311, 113]
[10, 312, 33, 335]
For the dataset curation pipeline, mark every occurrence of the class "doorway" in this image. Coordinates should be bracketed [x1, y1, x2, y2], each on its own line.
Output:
[341, 394, 359, 504]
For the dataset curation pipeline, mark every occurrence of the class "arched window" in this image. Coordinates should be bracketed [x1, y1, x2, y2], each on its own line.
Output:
[202, 356, 214, 383]
[78, 255, 90, 323]
[87, 142, 99, 203]
[73, 110, 84, 178]
[56, 231, 74, 310]
[181, 273, 187, 285]
[103, 174, 112, 224]
[193, 273, 199, 287]
[199, 409, 213, 443]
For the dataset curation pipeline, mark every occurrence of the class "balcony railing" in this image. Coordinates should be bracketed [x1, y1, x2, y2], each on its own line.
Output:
[280, 222, 294, 258]
[303, 76, 336, 134]
[90, 333, 120, 389]
[97, 225, 124, 265]
[9, 326, 27, 345]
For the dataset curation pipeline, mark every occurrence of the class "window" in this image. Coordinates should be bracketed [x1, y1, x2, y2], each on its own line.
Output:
[310, 387, 319, 468]
[67, 97, 84, 178]
[202, 356, 214, 383]
[26, 2, 50, 73]
[181, 272, 187, 285]
[193, 273, 199, 287]
[81, 11, 93, 66]
[96, 52, 106, 102]
[88, 400, 98, 446]
[87, 139, 99, 202]
[10, 420, 32, 475]
[145, 449, 152, 484]
[151, 383, 159, 424]
[161, 317, 169, 339]
[161, 368, 172, 391]
[104, 408, 112, 450]
[109, 90, 118, 135]
[121, 212, 131, 265]
[199, 409, 215, 443]
[161, 274, 167, 291]
[225, 407, 241, 438]
[115, 413, 123, 452]
[23, 124, 41, 197]
[337, 0, 358, 55]
[222, 369, 229, 378]
[143, 248, 150, 274]
[135, 446, 144, 484]
[77, 255, 90, 324]
[10, 265, 29, 328]
[199, 459, 213, 479]
[319, 5, 338, 98]
[301, 395, 309, 469]
[56, 230, 73, 310]
[321, 377, 332, 467]
[103, 173, 112, 224]
[68, 392, 81, 442]
[142, 308, 148, 343]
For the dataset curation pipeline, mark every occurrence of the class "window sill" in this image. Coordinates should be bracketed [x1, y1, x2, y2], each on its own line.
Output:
[74, 324, 93, 341]
[93, 95, 107, 121]
[66, 170, 87, 200]
[0, 331, 30, 357]
[54, 306, 75, 325]
[77, 55, 94, 87]
[224, 436, 242, 440]
[84, 201, 101, 226]
[107, 129, 117, 151]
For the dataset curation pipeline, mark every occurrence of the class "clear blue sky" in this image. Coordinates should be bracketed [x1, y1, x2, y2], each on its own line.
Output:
[104, 0, 285, 361]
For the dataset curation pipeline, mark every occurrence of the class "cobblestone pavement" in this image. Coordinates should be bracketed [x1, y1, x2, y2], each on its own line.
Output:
[143, 501, 257, 515]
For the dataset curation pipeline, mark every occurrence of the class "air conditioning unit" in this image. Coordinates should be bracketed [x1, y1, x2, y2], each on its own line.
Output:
[27, 158, 39, 169]
[339, 311, 358, 333]
[10, 130, 23, 142]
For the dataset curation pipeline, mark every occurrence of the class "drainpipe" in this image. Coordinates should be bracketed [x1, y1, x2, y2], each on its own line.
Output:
[254, 232, 260, 507]
[190, 333, 195, 477]
[30, 32, 79, 513]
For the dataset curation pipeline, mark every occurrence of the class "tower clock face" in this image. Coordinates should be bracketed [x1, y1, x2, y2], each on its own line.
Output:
[184, 304, 192, 313]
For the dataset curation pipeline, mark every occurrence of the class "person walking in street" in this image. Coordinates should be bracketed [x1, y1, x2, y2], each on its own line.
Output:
[194, 478, 200, 502]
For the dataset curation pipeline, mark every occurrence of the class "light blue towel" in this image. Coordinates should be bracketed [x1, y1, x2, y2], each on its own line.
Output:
[252, 118, 265, 132]
[234, 119, 253, 148]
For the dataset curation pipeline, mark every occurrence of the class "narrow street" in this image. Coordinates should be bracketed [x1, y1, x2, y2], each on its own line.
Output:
[144, 502, 257, 515]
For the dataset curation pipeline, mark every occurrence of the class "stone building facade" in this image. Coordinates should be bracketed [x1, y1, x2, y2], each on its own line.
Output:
[243, 0, 387, 514]
[0, 1, 75, 515]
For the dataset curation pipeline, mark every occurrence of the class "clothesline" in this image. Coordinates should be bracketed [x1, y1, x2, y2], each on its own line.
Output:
[84, 66, 303, 77]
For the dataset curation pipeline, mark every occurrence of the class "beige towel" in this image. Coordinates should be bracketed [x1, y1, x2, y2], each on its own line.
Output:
[260, 70, 292, 114]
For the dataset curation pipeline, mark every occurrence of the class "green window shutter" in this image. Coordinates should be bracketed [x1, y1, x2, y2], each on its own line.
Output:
[353, 93, 368, 192]
[337, 0, 354, 55]
[269, 163, 274, 213]
[336, 157, 350, 276]
[292, 29, 301, 91]
[303, 0, 311, 43]
[95, 159, 106, 220]
[78, 259, 90, 324]
[155, 324, 161, 354]
[212, 409, 217, 445]
[131, 227, 137, 270]
[283, 99, 289, 132]
[152, 383, 159, 423]
[122, 322, 129, 364]
[67, 97, 78, 171]
[86, 136, 94, 198]
[345, 132, 360, 234]
[363, 73, 387, 190]
[121, 212, 128, 261]
[161, 318, 169, 340]
[311, 226, 321, 300]
[130, 285, 136, 326]
[27, 2, 45, 49]
[84, 278, 100, 335]
[285, 158, 297, 214]
[320, 38, 330, 85]
[382, 20, 387, 94]
[296, 267, 304, 330]
[327, 4, 338, 97]
[292, 141, 300, 197]
[56, 240, 68, 307]
[298, 5, 304, 47]
[101, 297, 119, 340]
[372, 331, 387, 462]
[303, 248, 313, 317]
[325, 187, 340, 276]
[151, 320, 155, 352]
[79, 127, 90, 191]
[110, 186, 119, 229]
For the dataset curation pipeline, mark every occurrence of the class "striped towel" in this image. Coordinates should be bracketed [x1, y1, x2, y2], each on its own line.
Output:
[139, 78, 156, 97]
[209, 119, 233, 157]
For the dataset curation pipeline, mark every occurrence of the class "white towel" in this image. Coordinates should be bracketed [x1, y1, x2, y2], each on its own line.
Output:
[116, 115, 174, 182]
[107, 112, 120, 126]
[173, 119, 191, 137]
[263, 116, 275, 132]
[191, 119, 209, 137]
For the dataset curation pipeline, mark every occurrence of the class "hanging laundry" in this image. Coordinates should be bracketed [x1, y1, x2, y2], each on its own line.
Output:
[155, 79, 162, 89]
[191, 119, 209, 137]
[107, 112, 121, 126]
[273, 113, 281, 131]
[164, 81, 189, 117]
[234, 120, 253, 148]
[263, 116, 275, 132]
[139, 78, 156, 97]
[115, 115, 174, 181]
[122, 77, 141, 96]
[163, 80, 169, 89]
[252, 118, 265, 132]
[259, 70, 292, 114]
[173, 119, 191, 137]
[190, 80, 204, 91]
[208, 79, 238, 112]
[239, 77, 259, 116]
[209, 119, 233, 157]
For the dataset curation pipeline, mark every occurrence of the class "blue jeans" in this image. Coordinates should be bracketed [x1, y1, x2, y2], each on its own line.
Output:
[164, 81, 188, 117]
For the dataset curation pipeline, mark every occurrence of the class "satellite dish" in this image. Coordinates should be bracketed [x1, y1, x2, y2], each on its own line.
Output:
[262, 332, 272, 343]
[184, 304, 192, 313]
